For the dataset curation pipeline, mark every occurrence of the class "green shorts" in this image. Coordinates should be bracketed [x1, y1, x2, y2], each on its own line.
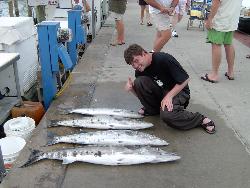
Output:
[207, 29, 234, 45]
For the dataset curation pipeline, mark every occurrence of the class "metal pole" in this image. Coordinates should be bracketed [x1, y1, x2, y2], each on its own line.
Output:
[91, 0, 96, 39]
[13, 58, 23, 106]
[0, 146, 6, 183]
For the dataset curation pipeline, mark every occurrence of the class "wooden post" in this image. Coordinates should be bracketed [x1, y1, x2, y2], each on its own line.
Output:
[13, 0, 20, 17]
[8, 0, 14, 17]
[27, 0, 32, 17]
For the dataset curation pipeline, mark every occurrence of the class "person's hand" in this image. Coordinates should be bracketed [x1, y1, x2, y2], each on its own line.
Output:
[161, 95, 173, 112]
[124, 77, 134, 92]
[160, 7, 170, 14]
[168, 7, 175, 15]
[160, 7, 175, 16]
[205, 18, 212, 30]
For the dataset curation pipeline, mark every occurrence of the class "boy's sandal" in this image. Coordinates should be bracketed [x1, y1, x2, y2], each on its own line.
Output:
[201, 120, 216, 134]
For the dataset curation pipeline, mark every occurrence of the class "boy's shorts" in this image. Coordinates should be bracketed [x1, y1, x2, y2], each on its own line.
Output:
[151, 13, 171, 31]
[110, 11, 123, 21]
[207, 29, 234, 45]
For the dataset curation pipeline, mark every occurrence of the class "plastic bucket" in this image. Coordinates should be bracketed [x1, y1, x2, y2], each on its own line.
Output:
[0, 136, 26, 167]
[11, 101, 45, 125]
[4, 117, 35, 141]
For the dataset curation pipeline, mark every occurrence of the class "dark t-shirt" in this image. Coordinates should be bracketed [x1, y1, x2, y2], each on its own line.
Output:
[135, 52, 190, 94]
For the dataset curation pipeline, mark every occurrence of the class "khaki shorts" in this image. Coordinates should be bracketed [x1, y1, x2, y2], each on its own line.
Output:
[110, 11, 123, 21]
[207, 29, 234, 45]
[151, 13, 171, 31]
[175, 0, 187, 15]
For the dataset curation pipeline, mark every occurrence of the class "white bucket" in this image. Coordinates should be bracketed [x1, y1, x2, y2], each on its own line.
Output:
[0, 136, 26, 165]
[4, 117, 35, 141]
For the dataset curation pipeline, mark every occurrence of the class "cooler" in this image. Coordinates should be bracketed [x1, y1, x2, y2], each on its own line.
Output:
[0, 17, 38, 96]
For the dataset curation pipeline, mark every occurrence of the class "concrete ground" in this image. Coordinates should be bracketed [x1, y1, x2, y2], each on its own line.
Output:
[2, 1, 250, 187]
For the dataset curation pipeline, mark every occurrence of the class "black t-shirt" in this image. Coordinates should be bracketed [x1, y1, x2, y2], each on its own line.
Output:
[135, 52, 190, 94]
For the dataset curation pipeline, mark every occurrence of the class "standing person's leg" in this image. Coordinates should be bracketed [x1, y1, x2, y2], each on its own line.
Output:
[151, 13, 171, 52]
[171, 3, 180, 29]
[177, 14, 183, 24]
[145, 5, 152, 26]
[201, 29, 223, 83]
[153, 31, 161, 49]
[177, 0, 186, 23]
[224, 31, 235, 80]
[140, 5, 146, 24]
[210, 43, 222, 80]
[153, 29, 171, 52]
[224, 44, 235, 79]
[110, 12, 125, 45]
[172, 1, 186, 37]
[116, 19, 125, 44]
[171, 12, 179, 29]
[171, 12, 179, 37]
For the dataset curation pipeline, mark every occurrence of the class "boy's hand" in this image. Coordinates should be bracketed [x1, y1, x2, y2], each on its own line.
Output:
[124, 77, 134, 92]
[161, 95, 173, 112]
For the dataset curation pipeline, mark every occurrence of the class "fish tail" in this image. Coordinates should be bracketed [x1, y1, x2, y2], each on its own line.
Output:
[58, 109, 70, 115]
[20, 150, 44, 168]
[47, 139, 57, 146]
[48, 120, 59, 127]
[47, 132, 59, 146]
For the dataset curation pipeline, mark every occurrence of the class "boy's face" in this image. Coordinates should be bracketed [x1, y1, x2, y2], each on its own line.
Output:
[131, 52, 148, 72]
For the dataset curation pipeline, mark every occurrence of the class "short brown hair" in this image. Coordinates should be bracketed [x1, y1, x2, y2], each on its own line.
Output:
[124, 44, 147, 65]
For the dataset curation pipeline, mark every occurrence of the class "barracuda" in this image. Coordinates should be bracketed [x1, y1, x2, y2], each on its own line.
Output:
[49, 116, 153, 130]
[69, 108, 144, 118]
[47, 130, 168, 146]
[21, 146, 180, 167]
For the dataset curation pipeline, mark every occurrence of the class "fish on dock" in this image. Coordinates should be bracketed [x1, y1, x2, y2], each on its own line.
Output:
[47, 130, 168, 146]
[69, 108, 144, 118]
[21, 146, 180, 167]
[49, 116, 153, 130]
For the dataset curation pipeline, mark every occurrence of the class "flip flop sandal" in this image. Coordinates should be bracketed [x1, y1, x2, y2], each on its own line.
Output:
[110, 43, 117, 46]
[201, 120, 216, 134]
[147, 22, 153, 26]
[225, 72, 234, 80]
[201, 74, 218, 83]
